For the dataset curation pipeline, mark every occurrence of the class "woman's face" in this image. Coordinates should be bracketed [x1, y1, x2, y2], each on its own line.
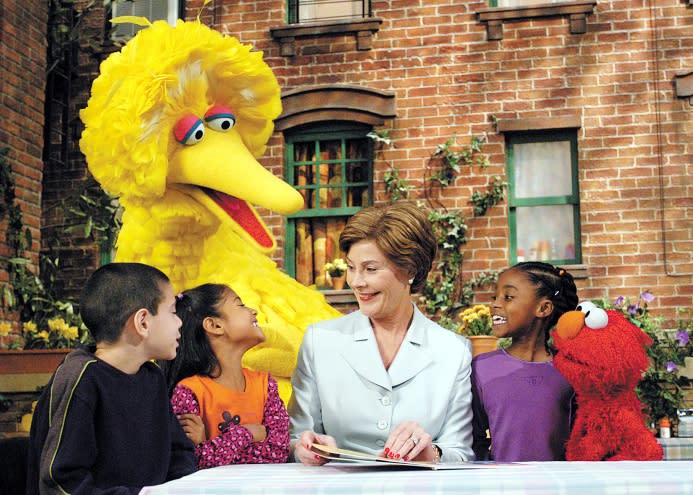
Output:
[345, 240, 412, 323]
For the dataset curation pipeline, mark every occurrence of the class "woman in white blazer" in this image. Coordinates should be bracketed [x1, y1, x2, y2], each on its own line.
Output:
[289, 202, 474, 465]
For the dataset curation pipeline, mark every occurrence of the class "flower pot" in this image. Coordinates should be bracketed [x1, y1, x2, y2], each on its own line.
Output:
[467, 335, 498, 358]
[329, 274, 347, 290]
[0, 349, 71, 374]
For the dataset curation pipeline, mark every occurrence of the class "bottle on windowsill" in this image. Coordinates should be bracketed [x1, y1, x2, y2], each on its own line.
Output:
[659, 417, 671, 439]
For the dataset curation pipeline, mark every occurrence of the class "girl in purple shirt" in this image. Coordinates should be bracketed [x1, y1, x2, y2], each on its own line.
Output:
[471, 262, 578, 461]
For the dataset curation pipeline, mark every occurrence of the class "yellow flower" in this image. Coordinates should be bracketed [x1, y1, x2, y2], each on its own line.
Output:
[62, 326, 79, 341]
[0, 322, 11, 337]
[36, 331, 50, 342]
[22, 321, 38, 334]
[48, 318, 67, 332]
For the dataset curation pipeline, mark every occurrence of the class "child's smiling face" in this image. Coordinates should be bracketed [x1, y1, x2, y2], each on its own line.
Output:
[215, 289, 265, 347]
[490, 268, 546, 339]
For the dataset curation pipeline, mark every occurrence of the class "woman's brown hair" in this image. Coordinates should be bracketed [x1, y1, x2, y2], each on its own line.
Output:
[339, 202, 436, 293]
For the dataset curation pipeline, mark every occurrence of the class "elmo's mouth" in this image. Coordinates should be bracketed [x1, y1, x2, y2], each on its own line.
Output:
[203, 188, 273, 249]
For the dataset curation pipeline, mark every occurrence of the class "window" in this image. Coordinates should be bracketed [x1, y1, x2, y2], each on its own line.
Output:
[477, 0, 596, 40]
[506, 130, 581, 265]
[111, 0, 179, 39]
[284, 124, 373, 288]
[490, 0, 564, 6]
[288, 0, 371, 24]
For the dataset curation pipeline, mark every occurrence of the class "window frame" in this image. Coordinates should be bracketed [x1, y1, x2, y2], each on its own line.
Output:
[283, 123, 374, 280]
[287, 0, 372, 25]
[506, 129, 582, 266]
[111, 0, 180, 40]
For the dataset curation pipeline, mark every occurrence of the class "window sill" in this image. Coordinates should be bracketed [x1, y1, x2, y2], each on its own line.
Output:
[476, 1, 597, 41]
[322, 289, 358, 315]
[269, 18, 383, 56]
[562, 264, 588, 280]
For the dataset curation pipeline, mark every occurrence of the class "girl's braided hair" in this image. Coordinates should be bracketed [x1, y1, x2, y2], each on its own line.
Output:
[510, 261, 579, 346]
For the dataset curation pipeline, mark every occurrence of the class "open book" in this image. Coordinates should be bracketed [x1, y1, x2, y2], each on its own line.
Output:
[310, 443, 497, 470]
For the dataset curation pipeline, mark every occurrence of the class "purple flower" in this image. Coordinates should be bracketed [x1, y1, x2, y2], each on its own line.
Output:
[640, 291, 655, 304]
[676, 330, 690, 347]
[627, 304, 638, 315]
[614, 296, 625, 307]
[666, 361, 678, 373]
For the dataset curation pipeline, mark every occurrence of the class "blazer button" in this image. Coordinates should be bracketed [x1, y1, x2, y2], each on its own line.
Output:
[376, 440, 385, 447]
[377, 420, 388, 430]
[380, 396, 391, 406]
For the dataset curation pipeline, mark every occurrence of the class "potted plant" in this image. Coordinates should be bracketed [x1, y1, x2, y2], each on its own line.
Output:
[324, 258, 348, 290]
[0, 312, 87, 374]
[593, 292, 692, 429]
[456, 304, 498, 357]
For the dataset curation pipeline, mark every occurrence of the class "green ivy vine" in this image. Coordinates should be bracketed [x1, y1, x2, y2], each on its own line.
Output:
[369, 133, 506, 331]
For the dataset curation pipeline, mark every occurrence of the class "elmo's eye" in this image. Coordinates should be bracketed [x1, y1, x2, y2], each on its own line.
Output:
[205, 105, 236, 132]
[576, 301, 608, 329]
[174, 115, 205, 145]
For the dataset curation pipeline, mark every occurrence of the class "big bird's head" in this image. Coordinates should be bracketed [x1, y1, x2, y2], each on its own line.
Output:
[80, 20, 303, 253]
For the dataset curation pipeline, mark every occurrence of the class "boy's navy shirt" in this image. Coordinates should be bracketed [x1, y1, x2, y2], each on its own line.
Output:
[27, 347, 196, 495]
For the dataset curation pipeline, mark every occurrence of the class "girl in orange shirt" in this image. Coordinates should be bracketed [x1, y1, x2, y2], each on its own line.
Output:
[163, 283, 289, 468]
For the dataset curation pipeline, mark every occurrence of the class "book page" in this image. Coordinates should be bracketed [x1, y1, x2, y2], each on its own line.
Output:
[310, 444, 494, 470]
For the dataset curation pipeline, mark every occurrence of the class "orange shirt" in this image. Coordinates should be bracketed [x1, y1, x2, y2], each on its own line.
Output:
[178, 369, 268, 440]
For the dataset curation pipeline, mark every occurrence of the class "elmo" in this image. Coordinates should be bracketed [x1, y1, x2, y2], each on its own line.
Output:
[552, 302, 663, 460]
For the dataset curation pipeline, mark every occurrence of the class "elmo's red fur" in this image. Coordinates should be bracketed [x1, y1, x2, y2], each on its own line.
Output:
[552, 308, 663, 461]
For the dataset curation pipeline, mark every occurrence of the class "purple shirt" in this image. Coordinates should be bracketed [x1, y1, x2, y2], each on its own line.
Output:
[471, 349, 574, 462]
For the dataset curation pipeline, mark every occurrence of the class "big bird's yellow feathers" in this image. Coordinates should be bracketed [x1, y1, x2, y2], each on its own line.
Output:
[80, 20, 340, 400]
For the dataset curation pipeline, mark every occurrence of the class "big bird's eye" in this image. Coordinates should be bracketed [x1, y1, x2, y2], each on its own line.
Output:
[204, 104, 236, 132]
[576, 300, 608, 329]
[174, 115, 205, 145]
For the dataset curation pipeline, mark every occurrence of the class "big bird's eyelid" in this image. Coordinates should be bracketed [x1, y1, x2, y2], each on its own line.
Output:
[173, 115, 205, 145]
[204, 104, 236, 132]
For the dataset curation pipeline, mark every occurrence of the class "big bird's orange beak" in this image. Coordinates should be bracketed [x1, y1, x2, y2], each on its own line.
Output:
[168, 127, 304, 252]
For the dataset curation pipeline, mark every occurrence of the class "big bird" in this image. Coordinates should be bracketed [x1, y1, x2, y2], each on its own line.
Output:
[79, 19, 340, 400]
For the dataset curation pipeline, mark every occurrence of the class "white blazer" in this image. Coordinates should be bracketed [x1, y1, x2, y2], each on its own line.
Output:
[289, 305, 474, 462]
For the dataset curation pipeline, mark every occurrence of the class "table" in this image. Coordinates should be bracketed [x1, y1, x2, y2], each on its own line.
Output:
[659, 437, 693, 460]
[141, 461, 693, 494]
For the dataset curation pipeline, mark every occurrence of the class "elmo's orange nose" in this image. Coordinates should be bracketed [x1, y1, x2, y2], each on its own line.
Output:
[555, 311, 585, 340]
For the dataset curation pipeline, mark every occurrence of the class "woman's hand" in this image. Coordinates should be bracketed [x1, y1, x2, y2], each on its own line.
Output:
[245, 423, 267, 442]
[384, 421, 436, 462]
[177, 413, 206, 445]
[293, 431, 337, 466]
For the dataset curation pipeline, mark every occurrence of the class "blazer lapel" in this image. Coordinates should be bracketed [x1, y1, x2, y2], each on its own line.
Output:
[388, 309, 433, 387]
[340, 315, 392, 391]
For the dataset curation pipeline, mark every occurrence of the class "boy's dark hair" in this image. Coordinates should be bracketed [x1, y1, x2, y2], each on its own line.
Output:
[80, 262, 170, 344]
[510, 261, 579, 345]
[161, 283, 228, 394]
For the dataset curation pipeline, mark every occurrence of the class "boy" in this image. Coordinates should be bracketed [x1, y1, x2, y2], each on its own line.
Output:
[27, 263, 196, 494]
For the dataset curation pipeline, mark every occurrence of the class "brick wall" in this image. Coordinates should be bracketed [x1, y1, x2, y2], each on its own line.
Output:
[5, 1, 689, 328]
[188, 0, 692, 325]
[40, 0, 110, 302]
[0, 2, 49, 292]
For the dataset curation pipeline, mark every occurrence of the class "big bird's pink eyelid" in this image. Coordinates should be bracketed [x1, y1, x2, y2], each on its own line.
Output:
[204, 104, 236, 132]
[173, 114, 205, 145]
